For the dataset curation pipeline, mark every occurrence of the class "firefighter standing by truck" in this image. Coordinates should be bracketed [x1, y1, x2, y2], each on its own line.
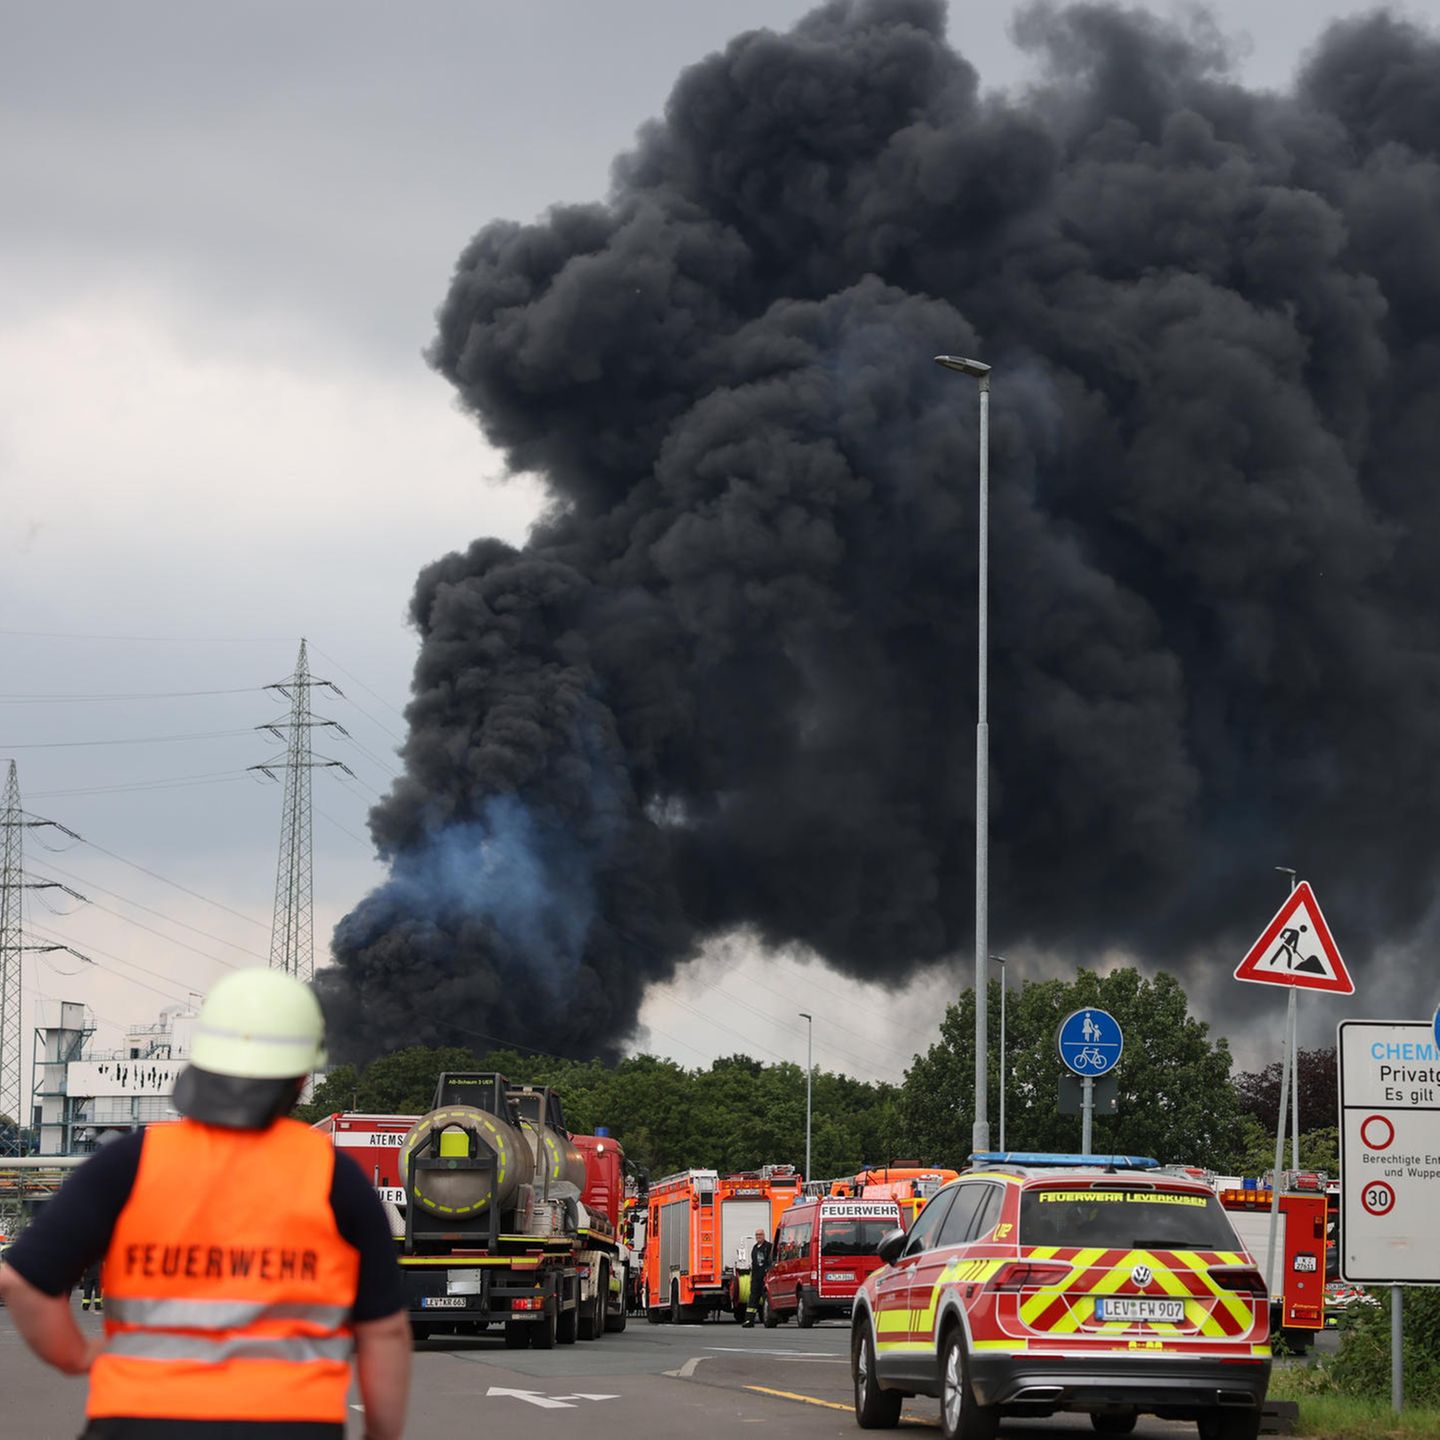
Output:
[742, 1227, 772, 1327]
[0, 970, 412, 1440]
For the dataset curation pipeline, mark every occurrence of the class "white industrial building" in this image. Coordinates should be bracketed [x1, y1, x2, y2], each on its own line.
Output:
[32, 1000, 198, 1155]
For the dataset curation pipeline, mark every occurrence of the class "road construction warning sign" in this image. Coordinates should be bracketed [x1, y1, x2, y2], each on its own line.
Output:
[1234, 881, 1354, 994]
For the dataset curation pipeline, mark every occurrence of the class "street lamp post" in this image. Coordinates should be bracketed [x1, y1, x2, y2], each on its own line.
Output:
[991, 955, 1007, 1152]
[935, 353, 993, 1154]
[799, 1011, 813, 1181]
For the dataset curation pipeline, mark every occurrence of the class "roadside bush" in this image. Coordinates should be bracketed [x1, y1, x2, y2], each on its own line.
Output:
[1324, 1288, 1440, 1407]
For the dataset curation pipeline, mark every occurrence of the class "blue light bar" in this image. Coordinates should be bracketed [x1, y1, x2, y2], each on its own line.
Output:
[970, 1151, 1160, 1170]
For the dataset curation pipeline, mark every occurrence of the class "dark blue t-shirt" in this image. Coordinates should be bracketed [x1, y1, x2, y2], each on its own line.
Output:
[6, 1127, 404, 1322]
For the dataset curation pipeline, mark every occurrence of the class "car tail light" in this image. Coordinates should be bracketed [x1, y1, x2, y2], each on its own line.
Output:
[1210, 1266, 1267, 1296]
[988, 1262, 1073, 1291]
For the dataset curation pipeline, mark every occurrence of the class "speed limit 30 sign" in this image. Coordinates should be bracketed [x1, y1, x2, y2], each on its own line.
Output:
[1338, 1020, 1440, 1285]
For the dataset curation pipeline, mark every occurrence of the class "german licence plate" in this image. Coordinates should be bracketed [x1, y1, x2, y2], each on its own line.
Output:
[1096, 1297, 1185, 1323]
[421, 1296, 467, 1309]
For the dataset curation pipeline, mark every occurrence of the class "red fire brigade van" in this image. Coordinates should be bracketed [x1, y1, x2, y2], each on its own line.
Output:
[763, 1197, 902, 1327]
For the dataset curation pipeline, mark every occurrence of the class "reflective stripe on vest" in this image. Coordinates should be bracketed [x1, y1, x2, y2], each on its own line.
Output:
[107, 1331, 353, 1364]
[88, 1117, 360, 1424]
[106, 1298, 351, 1331]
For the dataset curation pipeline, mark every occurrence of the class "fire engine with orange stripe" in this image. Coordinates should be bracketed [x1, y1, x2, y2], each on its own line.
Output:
[643, 1165, 802, 1321]
[850, 1153, 1271, 1440]
[315, 1071, 630, 1348]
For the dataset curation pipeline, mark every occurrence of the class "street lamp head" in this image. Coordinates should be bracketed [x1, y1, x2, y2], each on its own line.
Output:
[989, 954, 1006, 967]
[934, 354, 991, 378]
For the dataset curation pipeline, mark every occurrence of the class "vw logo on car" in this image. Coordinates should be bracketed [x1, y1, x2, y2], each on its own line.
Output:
[1130, 1263, 1153, 1288]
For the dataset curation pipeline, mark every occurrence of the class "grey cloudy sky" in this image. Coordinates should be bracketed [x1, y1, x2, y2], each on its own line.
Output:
[3, 0, 1429, 1106]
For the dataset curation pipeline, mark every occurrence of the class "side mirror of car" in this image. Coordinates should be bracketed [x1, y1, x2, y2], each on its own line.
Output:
[876, 1228, 908, 1266]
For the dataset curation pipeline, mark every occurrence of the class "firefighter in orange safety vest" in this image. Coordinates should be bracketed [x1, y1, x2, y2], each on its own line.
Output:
[0, 969, 412, 1440]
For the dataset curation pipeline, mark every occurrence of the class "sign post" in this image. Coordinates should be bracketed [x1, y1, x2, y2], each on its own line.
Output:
[1339, 1018, 1440, 1415]
[1056, 1008, 1123, 1155]
[1235, 881, 1353, 1297]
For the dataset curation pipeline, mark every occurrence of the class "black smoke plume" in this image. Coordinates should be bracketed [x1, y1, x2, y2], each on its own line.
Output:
[323, 0, 1440, 1063]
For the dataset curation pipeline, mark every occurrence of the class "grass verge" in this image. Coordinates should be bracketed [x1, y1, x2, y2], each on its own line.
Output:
[1268, 1369, 1440, 1438]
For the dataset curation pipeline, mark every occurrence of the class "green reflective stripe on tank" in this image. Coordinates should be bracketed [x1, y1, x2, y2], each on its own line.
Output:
[107, 1332, 353, 1363]
[106, 1298, 349, 1330]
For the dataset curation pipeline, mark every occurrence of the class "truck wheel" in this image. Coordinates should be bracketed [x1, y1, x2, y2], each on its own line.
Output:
[853, 1322, 902, 1428]
[762, 1294, 779, 1329]
[579, 1268, 604, 1341]
[797, 1289, 817, 1329]
[671, 1280, 686, 1324]
[646, 1301, 664, 1324]
[605, 1283, 628, 1334]
[503, 1321, 529, 1349]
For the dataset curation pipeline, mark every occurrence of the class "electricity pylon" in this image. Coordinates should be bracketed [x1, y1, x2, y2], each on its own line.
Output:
[252, 641, 353, 982]
[0, 761, 88, 1154]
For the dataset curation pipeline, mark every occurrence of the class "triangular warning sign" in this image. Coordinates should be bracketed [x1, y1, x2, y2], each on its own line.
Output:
[1234, 881, 1354, 994]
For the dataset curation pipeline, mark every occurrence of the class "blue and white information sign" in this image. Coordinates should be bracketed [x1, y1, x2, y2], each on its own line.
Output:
[1057, 1007, 1124, 1077]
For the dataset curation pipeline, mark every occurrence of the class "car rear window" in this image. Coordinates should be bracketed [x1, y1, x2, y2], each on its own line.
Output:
[1019, 1185, 1241, 1250]
[820, 1218, 896, 1257]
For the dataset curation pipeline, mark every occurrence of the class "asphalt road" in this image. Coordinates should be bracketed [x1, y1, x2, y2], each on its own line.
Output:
[1, 1301, 1310, 1439]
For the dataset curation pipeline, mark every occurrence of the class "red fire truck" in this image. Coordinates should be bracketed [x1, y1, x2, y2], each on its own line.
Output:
[310, 1112, 412, 1208]
[644, 1166, 802, 1321]
[1216, 1178, 1329, 1350]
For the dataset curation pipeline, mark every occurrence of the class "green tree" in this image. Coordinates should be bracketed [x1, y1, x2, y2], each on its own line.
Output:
[1230, 1116, 1339, 1177]
[898, 968, 1248, 1168]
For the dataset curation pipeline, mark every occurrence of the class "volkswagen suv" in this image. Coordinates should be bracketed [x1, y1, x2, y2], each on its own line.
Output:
[850, 1154, 1270, 1440]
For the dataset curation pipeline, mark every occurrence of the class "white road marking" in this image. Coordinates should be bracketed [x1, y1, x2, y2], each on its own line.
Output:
[705, 1347, 836, 1357]
[665, 1355, 710, 1377]
[485, 1387, 618, 1410]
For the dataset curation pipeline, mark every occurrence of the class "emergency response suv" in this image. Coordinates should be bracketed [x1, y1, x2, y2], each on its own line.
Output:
[850, 1154, 1271, 1440]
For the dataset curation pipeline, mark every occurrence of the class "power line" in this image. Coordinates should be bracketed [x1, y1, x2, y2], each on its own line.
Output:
[27, 919, 203, 1005]
[0, 727, 256, 749]
[28, 858, 264, 963]
[74, 834, 269, 933]
[308, 645, 408, 732]
[25, 771, 254, 800]
[0, 629, 288, 643]
[0, 688, 262, 704]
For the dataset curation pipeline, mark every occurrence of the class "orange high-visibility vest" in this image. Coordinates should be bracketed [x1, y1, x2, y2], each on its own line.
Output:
[89, 1117, 360, 1423]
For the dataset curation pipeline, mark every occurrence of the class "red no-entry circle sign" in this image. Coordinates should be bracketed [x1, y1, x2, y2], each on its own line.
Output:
[1361, 1115, 1396, 1151]
[1361, 1181, 1396, 1218]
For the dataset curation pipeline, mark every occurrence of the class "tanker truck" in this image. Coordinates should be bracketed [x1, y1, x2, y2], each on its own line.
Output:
[328, 1072, 628, 1348]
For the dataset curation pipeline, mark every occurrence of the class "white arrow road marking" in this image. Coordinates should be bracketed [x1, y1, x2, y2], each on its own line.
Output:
[485, 1388, 618, 1409]
[485, 1387, 576, 1410]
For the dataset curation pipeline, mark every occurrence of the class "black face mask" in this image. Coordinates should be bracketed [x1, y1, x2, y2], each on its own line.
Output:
[172, 1066, 303, 1130]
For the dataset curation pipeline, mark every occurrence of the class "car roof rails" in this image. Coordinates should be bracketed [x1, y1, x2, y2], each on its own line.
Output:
[969, 1151, 1161, 1171]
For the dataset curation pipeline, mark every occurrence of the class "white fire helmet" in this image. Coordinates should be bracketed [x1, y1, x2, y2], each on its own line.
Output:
[188, 969, 327, 1079]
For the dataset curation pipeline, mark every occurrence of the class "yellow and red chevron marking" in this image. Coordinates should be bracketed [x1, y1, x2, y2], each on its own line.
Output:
[1016, 1247, 1254, 1340]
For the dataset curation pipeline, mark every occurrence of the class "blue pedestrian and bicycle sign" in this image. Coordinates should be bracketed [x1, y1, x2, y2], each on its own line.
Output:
[1057, 1007, 1124, 1077]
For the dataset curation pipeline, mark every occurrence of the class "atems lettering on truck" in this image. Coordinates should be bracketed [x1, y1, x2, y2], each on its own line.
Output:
[763, 1195, 903, 1328]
